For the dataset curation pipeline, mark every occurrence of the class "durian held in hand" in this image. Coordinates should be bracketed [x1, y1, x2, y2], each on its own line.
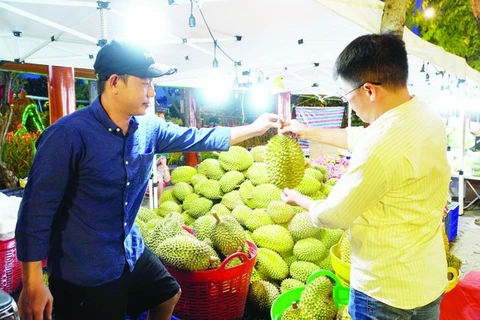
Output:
[265, 134, 305, 189]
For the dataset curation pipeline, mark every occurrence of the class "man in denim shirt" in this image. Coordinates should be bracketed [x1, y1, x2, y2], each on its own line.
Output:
[15, 39, 282, 320]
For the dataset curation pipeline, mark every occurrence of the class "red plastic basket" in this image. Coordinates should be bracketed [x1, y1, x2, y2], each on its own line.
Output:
[0, 238, 22, 294]
[166, 240, 258, 320]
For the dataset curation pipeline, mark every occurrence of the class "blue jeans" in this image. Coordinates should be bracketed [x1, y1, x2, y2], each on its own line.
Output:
[348, 288, 443, 320]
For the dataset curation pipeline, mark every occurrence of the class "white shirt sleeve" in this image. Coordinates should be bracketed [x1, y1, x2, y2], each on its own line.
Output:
[346, 126, 366, 151]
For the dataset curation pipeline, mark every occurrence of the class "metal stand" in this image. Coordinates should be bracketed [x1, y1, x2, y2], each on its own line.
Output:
[464, 178, 480, 210]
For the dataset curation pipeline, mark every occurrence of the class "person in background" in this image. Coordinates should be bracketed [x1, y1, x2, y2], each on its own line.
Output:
[156, 154, 170, 200]
[15, 39, 282, 320]
[154, 107, 171, 200]
[281, 33, 450, 319]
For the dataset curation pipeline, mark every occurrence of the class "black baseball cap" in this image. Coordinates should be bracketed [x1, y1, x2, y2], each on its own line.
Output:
[94, 39, 177, 80]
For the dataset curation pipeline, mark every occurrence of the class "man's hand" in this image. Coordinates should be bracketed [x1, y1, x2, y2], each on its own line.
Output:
[251, 113, 283, 136]
[279, 119, 309, 140]
[18, 280, 53, 320]
[281, 188, 313, 210]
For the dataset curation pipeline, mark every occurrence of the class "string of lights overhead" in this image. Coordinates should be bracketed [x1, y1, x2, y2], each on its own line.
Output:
[186, 0, 240, 69]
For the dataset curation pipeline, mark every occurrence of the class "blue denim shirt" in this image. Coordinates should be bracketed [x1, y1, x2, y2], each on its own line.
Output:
[15, 97, 230, 286]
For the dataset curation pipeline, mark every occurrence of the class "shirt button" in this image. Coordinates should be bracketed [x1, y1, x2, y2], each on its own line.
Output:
[116, 128, 121, 132]
[124, 222, 127, 227]
[108, 128, 112, 132]
[125, 161, 129, 165]
[126, 182, 130, 186]
[125, 202, 128, 206]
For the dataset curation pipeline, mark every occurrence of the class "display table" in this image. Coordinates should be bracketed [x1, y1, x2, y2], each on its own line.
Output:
[451, 172, 480, 210]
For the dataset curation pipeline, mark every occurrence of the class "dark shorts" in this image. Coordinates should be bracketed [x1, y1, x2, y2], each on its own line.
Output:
[49, 246, 180, 320]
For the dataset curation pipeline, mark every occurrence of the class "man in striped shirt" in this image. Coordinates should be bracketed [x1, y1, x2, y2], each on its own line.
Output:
[281, 33, 450, 319]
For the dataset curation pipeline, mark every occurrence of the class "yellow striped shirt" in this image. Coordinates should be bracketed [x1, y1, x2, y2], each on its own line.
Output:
[309, 97, 450, 309]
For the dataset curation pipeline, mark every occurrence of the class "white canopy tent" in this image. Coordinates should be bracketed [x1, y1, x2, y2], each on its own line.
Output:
[1, 0, 480, 211]
[1, 0, 479, 96]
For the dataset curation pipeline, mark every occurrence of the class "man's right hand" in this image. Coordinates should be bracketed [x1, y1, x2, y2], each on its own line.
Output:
[279, 119, 310, 140]
[18, 277, 53, 320]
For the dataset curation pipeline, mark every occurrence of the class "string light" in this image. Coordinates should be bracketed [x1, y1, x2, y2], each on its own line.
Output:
[195, 2, 238, 70]
[212, 40, 218, 68]
[188, 0, 196, 27]
[424, 7, 435, 18]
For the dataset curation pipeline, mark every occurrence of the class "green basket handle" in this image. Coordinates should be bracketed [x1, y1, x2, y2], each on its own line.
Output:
[306, 270, 350, 310]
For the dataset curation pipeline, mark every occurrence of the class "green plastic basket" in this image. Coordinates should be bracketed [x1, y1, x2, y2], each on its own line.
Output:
[270, 270, 350, 320]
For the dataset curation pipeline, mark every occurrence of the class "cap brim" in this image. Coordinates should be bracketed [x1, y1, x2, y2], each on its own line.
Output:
[147, 64, 178, 78]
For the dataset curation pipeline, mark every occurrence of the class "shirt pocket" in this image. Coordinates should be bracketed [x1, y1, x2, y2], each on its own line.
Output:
[136, 150, 155, 184]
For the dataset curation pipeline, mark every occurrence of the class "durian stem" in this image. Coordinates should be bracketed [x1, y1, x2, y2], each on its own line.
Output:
[212, 211, 221, 223]
[209, 256, 220, 263]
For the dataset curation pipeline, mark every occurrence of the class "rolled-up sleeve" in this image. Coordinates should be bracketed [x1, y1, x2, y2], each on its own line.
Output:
[346, 126, 366, 151]
[156, 121, 231, 153]
[15, 125, 80, 261]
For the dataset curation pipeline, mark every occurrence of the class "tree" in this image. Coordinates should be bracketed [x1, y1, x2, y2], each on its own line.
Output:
[75, 79, 89, 104]
[22, 75, 48, 97]
[381, 0, 408, 38]
[406, 0, 480, 71]
[471, 0, 480, 28]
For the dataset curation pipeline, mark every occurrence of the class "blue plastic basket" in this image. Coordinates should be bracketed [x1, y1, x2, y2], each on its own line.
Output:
[445, 202, 459, 242]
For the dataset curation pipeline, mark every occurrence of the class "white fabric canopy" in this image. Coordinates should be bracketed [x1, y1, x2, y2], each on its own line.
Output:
[0, 0, 479, 98]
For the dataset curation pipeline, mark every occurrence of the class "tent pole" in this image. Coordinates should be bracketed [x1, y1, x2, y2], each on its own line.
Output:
[17, 32, 66, 63]
[47, 65, 76, 124]
[0, 2, 97, 43]
[1, 0, 98, 8]
[459, 107, 465, 216]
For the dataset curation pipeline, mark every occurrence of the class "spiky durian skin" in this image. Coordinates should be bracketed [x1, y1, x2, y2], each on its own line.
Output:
[218, 146, 254, 172]
[265, 135, 305, 189]
[250, 145, 267, 162]
[256, 248, 290, 281]
[289, 261, 321, 283]
[300, 276, 337, 320]
[155, 235, 216, 271]
[339, 233, 351, 264]
[248, 280, 280, 313]
[170, 165, 198, 185]
[219, 170, 245, 193]
[280, 278, 305, 293]
[447, 252, 462, 270]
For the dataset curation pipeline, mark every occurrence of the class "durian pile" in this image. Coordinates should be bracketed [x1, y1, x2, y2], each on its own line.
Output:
[135, 136, 346, 319]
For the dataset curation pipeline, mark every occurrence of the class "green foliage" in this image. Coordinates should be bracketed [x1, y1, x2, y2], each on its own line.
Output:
[2, 127, 40, 178]
[406, 0, 480, 71]
[201, 152, 218, 161]
[21, 75, 48, 97]
[75, 79, 89, 101]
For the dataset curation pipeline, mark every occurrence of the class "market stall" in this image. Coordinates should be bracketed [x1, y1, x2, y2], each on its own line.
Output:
[1, 1, 480, 319]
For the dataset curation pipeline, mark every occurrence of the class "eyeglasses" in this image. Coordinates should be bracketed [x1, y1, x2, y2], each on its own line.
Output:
[340, 82, 382, 103]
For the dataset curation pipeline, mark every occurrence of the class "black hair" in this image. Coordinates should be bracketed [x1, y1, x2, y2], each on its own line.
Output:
[333, 32, 409, 89]
[97, 74, 130, 95]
